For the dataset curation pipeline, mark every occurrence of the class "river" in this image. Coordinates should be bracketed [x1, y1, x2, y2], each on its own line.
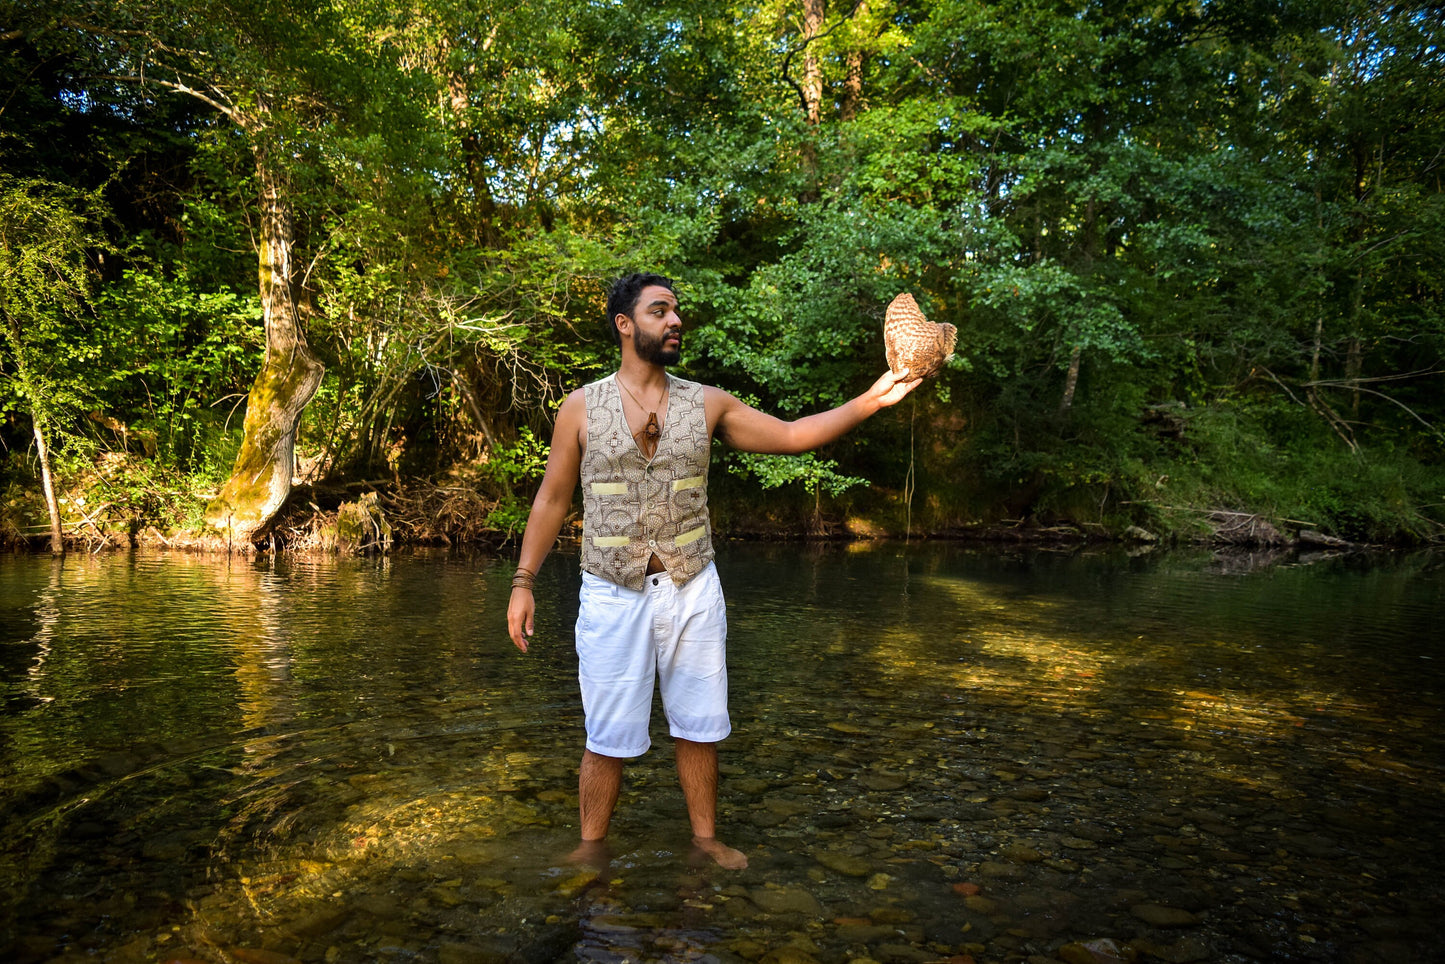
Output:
[1, 544, 1441, 964]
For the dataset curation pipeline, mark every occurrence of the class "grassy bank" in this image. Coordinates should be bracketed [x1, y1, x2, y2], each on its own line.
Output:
[5, 435, 1441, 554]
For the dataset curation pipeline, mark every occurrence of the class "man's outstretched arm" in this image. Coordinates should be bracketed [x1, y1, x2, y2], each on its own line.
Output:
[708, 368, 919, 455]
[507, 390, 585, 652]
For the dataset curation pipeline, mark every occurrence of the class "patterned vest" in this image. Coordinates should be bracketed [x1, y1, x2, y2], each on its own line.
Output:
[579, 373, 714, 590]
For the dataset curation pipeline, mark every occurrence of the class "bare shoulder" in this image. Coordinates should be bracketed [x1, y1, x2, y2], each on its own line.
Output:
[557, 387, 588, 421]
[554, 387, 588, 449]
[701, 383, 738, 409]
[702, 384, 744, 434]
[704, 384, 779, 447]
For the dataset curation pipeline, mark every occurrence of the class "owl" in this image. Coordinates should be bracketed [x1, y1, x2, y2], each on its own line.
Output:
[884, 293, 956, 379]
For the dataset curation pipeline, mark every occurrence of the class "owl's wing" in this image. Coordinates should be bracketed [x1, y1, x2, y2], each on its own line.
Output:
[936, 323, 958, 361]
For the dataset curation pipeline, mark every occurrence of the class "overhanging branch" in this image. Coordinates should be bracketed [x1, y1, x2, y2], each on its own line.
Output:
[106, 72, 241, 123]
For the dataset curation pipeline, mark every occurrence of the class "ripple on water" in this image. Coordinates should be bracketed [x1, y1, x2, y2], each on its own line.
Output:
[0, 545, 1442, 963]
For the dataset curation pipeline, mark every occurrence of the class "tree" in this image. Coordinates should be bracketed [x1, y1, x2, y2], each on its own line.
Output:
[10, 0, 436, 544]
[0, 177, 102, 553]
[2, 0, 1439, 544]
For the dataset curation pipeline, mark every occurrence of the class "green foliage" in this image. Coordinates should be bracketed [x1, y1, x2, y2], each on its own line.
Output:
[2, 0, 1442, 544]
[1143, 396, 1445, 543]
[477, 427, 550, 536]
[90, 269, 263, 470]
[0, 176, 104, 447]
[729, 451, 869, 499]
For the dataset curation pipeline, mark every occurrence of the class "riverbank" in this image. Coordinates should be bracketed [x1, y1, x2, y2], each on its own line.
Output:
[0, 473, 1397, 555]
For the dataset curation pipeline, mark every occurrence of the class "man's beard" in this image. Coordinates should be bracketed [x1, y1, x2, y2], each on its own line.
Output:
[635, 327, 681, 366]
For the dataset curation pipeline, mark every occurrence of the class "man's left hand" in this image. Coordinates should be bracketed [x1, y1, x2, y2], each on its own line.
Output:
[870, 368, 923, 408]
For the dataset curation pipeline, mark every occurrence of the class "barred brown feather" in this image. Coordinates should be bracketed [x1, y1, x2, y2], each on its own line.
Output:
[884, 293, 956, 379]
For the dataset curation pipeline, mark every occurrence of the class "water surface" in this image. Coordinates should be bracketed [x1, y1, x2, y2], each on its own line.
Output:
[1, 544, 1441, 964]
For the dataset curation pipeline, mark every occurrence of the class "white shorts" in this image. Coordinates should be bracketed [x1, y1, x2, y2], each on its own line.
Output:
[575, 562, 730, 758]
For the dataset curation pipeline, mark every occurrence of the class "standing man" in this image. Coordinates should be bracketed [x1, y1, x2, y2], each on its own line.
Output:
[506, 272, 918, 869]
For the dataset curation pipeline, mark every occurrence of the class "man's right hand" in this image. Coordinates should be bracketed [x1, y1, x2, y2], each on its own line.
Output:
[507, 588, 535, 652]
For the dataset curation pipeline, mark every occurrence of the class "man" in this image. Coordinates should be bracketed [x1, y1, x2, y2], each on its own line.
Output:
[506, 272, 918, 869]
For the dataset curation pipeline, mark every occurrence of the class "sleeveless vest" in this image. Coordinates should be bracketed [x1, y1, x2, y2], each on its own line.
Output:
[579, 373, 714, 590]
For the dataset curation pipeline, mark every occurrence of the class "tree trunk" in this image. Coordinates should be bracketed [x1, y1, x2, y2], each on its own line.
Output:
[443, 39, 500, 247]
[1346, 336, 1362, 416]
[840, 49, 864, 121]
[793, 0, 827, 202]
[32, 412, 64, 555]
[800, 0, 825, 126]
[1059, 344, 1082, 416]
[1309, 313, 1324, 383]
[3, 315, 66, 554]
[204, 148, 325, 547]
[839, 0, 869, 122]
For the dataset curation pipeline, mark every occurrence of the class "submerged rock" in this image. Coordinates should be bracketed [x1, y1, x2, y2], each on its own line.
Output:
[859, 770, 909, 791]
[835, 922, 897, 943]
[750, 885, 824, 916]
[1056, 937, 1137, 963]
[1130, 903, 1200, 928]
[874, 943, 935, 963]
[227, 950, 302, 964]
[816, 851, 872, 877]
[1130, 935, 1211, 963]
[437, 939, 515, 964]
[1001, 843, 1043, 863]
[282, 905, 349, 939]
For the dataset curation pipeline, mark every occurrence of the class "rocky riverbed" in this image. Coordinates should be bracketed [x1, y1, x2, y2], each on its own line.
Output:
[2, 546, 1439, 963]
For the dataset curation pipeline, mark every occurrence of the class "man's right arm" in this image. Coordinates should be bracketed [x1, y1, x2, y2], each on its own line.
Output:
[506, 389, 585, 653]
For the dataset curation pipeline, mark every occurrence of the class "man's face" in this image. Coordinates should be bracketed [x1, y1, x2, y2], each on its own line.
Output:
[627, 285, 682, 366]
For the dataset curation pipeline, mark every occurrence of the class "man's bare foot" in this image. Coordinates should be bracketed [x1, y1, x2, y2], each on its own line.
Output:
[692, 836, 748, 870]
[567, 838, 612, 869]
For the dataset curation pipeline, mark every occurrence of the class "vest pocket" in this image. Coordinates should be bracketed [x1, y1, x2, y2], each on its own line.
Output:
[674, 525, 708, 547]
[590, 482, 629, 496]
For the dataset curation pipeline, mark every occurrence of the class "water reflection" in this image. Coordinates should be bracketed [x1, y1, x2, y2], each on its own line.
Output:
[0, 545, 1441, 963]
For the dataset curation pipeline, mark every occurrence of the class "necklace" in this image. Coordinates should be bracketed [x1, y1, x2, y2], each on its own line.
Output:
[618, 375, 667, 453]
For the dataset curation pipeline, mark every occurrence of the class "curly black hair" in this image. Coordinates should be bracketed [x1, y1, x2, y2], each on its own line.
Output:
[604, 273, 674, 345]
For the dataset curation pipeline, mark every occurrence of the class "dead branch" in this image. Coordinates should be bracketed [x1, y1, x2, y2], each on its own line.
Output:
[1311, 381, 1445, 440]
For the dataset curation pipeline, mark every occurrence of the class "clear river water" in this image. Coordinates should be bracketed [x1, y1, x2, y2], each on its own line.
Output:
[1, 543, 1442, 964]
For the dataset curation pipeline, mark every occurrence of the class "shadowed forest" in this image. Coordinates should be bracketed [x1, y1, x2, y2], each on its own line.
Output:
[2, 0, 1442, 552]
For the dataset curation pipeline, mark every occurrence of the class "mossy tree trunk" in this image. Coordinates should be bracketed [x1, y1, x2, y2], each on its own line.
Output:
[204, 145, 325, 546]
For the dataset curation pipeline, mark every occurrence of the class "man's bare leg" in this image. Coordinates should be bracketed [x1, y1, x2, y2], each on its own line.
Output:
[674, 738, 748, 869]
[569, 749, 623, 864]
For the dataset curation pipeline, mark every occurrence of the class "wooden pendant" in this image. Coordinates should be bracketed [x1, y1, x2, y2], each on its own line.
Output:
[634, 411, 661, 458]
